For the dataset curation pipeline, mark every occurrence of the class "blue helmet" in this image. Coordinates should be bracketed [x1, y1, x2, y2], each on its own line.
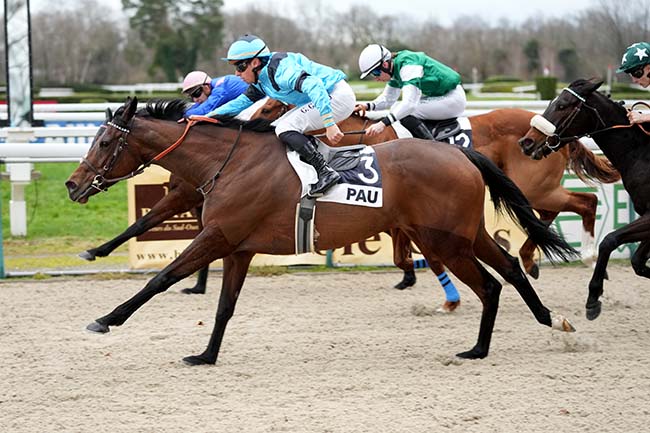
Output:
[222, 34, 271, 61]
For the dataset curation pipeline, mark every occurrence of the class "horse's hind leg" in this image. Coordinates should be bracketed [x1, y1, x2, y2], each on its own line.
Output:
[518, 210, 557, 279]
[183, 251, 255, 366]
[474, 226, 575, 332]
[412, 231, 501, 359]
[391, 229, 417, 290]
[180, 206, 211, 295]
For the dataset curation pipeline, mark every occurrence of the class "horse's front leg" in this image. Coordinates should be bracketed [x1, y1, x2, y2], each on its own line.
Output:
[86, 226, 234, 333]
[587, 215, 650, 320]
[183, 251, 255, 366]
[518, 210, 557, 279]
[631, 240, 650, 278]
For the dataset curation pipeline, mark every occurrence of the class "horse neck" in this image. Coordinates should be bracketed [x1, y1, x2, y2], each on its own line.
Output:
[133, 119, 261, 187]
[589, 96, 643, 176]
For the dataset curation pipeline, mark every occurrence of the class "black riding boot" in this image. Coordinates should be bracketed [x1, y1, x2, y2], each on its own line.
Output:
[279, 131, 341, 197]
[400, 115, 434, 140]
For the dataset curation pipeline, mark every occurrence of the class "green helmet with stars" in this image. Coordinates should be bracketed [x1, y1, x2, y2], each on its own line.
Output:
[617, 42, 650, 73]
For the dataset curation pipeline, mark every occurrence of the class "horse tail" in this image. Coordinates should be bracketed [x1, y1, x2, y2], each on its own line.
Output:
[460, 148, 579, 263]
[567, 140, 621, 184]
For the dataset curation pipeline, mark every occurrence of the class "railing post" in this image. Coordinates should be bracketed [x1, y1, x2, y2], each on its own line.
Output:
[5, 128, 35, 236]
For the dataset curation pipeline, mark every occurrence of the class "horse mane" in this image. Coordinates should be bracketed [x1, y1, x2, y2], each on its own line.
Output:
[135, 98, 275, 132]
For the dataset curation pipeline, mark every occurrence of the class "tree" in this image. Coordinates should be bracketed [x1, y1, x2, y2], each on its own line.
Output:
[121, 0, 224, 81]
[523, 39, 540, 77]
[558, 48, 579, 82]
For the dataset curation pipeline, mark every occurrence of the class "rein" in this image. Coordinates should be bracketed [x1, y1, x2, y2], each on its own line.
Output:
[196, 124, 243, 196]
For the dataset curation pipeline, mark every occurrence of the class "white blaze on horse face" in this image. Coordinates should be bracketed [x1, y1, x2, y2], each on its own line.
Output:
[530, 114, 557, 136]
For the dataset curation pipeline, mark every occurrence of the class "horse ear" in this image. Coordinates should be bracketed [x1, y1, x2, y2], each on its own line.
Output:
[587, 78, 604, 92]
[122, 96, 138, 121]
[105, 108, 112, 122]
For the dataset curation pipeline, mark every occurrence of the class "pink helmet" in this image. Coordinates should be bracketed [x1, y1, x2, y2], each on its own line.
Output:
[181, 71, 211, 93]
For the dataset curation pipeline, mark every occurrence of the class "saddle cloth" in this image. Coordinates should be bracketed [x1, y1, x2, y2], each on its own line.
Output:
[393, 116, 474, 148]
[287, 140, 383, 208]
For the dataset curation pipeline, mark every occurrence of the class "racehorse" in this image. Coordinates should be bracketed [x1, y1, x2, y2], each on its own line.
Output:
[65, 97, 577, 364]
[519, 78, 650, 321]
[253, 99, 619, 279]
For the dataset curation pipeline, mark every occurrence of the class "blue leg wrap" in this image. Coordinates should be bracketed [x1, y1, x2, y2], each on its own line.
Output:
[413, 258, 429, 269]
[437, 271, 460, 302]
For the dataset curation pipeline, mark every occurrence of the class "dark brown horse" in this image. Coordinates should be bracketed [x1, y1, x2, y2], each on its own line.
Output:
[253, 99, 619, 279]
[519, 78, 650, 320]
[65, 97, 578, 365]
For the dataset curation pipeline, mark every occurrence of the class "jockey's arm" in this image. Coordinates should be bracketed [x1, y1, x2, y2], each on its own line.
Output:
[205, 88, 259, 118]
[362, 85, 400, 111]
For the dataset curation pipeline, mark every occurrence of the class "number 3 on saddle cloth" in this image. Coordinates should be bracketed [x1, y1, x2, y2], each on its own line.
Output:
[395, 116, 474, 148]
[287, 139, 383, 254]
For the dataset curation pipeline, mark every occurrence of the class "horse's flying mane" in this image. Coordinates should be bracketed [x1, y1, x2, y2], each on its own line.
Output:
[137, 98, 276, 132]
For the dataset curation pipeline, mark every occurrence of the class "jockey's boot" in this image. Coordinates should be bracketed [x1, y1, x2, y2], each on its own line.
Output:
[401, 115, 434, 140]
[279, 131, 341, 197]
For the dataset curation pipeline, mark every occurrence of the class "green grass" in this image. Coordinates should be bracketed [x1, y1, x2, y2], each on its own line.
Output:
[1, 162, 129, 271]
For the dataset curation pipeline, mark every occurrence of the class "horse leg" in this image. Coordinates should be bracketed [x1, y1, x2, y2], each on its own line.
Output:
[80, 180, 202, 261]
[587, 215, 650, 320]
[556, 191, 598, 266]
[86, 226, 234, 333]
[474, 226, 575, 332]
[391, 229, 461, 310]
[180, 206, 211, 295]
[518, 210, 558, 279]
[390, 229, 417, 290]
[411, 230, 501, 359]
[182, 251, 255, 366]
[631, 240, 650, 278]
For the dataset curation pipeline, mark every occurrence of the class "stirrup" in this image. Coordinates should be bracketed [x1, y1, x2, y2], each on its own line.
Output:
[308, 171, 341, 197]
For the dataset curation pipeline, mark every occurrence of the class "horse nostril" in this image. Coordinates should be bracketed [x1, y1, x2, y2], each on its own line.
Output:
[518, 137, 531, 147]
[65, 180, 77, 193]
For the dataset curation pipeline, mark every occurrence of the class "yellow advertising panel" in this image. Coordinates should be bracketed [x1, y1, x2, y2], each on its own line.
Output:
[128, 167, 534, 270]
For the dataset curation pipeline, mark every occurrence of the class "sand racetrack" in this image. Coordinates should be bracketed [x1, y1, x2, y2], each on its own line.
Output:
[1, 264, 649, 432]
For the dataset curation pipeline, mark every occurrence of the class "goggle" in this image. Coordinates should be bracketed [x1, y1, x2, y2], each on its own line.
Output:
[187, 86, 204, 99]
[629, 65, 646, 79]
[371, 68, 382, 77]
[234, 60, 250, 73]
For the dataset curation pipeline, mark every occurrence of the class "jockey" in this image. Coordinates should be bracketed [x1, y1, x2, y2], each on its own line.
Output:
[356, 44, 467, 140]
[181, 70, 249, 116]
[203, 34, 356, 198]
[617, 42, 650, 124]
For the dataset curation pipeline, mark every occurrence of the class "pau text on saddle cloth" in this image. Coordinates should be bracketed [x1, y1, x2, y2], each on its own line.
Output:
[288, 146, 383, 208]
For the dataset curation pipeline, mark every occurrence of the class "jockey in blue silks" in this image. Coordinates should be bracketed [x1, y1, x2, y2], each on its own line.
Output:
[181, 71, 249, 117]
[203, 34, 356, 197]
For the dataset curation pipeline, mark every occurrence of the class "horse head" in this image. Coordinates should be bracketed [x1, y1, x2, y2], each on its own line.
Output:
[250, 98, 293, 121]
[66, 96, 143, 203]
[519, 79, 614, 160]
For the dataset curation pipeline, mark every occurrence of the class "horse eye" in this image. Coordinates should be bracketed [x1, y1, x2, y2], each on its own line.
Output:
[261, 108, 271, 114]
[99, 140, 110, 148]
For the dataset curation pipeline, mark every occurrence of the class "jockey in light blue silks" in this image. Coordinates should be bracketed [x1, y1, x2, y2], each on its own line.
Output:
[204, 34, 356, 197]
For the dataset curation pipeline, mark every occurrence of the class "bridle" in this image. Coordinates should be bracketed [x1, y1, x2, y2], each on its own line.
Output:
[535, 87, 649, 155]
[81, 119, 145, 194]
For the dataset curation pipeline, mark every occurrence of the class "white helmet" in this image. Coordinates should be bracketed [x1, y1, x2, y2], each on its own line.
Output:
[358, 44, 391, 79]
[182, 71, 211, 93]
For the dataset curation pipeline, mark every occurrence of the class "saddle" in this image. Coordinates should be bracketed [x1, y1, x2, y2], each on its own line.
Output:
[422, 118, 462, 141]
[308, 137, 363, 172]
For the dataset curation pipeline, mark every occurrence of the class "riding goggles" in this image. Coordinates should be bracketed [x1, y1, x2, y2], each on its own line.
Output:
[187, 86, 204, 99]
[234, 60, 250, 73]
[629, 65, 646, 79]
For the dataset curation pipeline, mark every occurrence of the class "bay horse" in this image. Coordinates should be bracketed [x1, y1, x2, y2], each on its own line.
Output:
[519, 78, 650, 321]
[65, 97, 577, 364]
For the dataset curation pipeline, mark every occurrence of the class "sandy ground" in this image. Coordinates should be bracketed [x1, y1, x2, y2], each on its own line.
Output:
[1, 264, 649, 433]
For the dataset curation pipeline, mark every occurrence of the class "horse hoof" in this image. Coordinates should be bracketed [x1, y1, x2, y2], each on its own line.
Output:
[180, 287, 206, 295]
[550, 311, 576, 332]
[78, 250, 96, 261]
[182, 355, 214, 366]
[528, 264, 539, 280]
[437, 300, 461, 313]
[586, 302, 602, 321]
[394, 274, 416, 290]
[455, 347, 487, 359]
[86, 321, 110, 333]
